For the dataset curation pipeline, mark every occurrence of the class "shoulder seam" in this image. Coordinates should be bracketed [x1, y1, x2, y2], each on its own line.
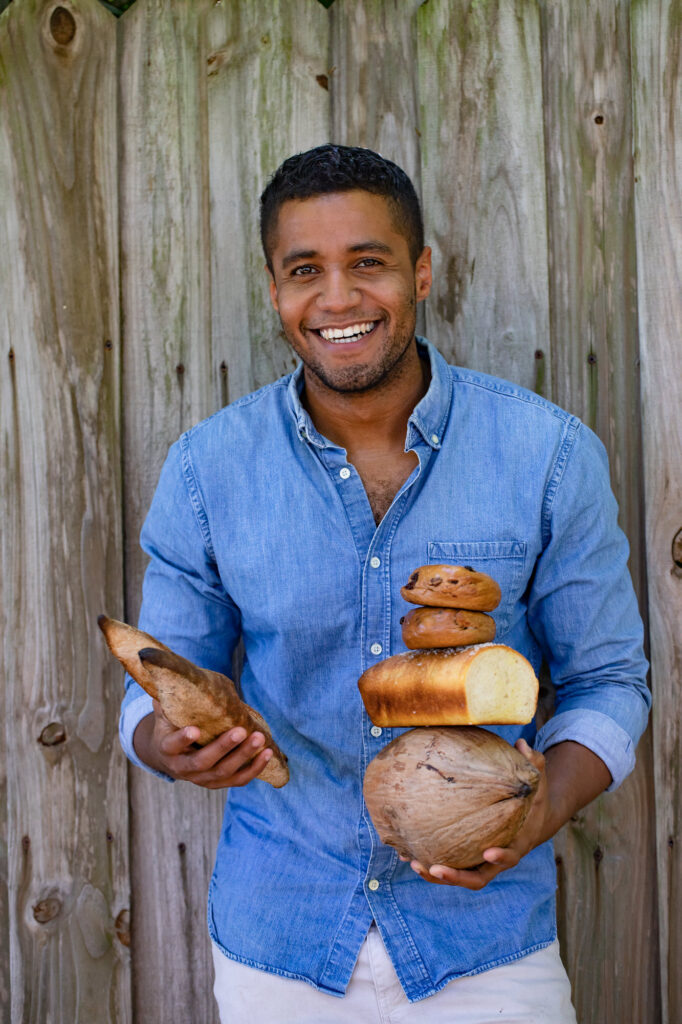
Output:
[540, 419, 582, 547]
[448, 367, 571, 423]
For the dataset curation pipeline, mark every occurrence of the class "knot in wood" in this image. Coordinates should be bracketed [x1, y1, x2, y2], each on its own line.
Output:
[33, 897, 62, 924]
[115, 909, 131, 947]
[39, 722, 66, 746]
[50, 7, 76, 46]
[672, 528, 682, 569]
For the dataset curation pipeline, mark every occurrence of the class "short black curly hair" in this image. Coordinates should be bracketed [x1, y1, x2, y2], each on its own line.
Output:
[260, 144, 424, 271]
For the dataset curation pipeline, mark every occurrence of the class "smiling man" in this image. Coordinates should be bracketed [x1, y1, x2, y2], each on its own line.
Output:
[120, 145, 650, 1023]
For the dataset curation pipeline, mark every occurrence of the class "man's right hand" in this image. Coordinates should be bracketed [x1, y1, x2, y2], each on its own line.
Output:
[133, 700, 273, 789]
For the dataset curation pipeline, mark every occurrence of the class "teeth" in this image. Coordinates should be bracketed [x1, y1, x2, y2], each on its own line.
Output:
[319, 321, 377, 342]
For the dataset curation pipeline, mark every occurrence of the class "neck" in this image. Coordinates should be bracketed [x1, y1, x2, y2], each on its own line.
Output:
[301, 340, 430, 453]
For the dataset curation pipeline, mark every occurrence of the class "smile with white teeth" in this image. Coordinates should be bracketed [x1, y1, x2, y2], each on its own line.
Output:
[318, 321, 378, 344]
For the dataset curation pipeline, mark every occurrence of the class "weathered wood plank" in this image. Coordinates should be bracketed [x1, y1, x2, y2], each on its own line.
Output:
[119, 2, 328, 1020]
[0, 0, 129, 1020]
[329, 0, 425, 332]
[632, 2, 682, 1022]
[117, 2, 223, 1022]
[416, 0, 550, 394]
[329, 0, 423, 187]
[205, 0, 330, 397]
[541, 3, 659, 1021]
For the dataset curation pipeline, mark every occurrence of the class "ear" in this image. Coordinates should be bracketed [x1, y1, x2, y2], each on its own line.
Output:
[415, 246, 432, 302]
[267, 267, 280, 313]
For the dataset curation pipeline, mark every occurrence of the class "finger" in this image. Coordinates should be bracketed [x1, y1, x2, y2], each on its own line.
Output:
[181, 730, 268, 779]
[515, 738, 545, 771]
[159, 723, 202, 756]
[481, 846, 521, 869]
[427, 862, 503, 890]
[192, 745, 273, 790]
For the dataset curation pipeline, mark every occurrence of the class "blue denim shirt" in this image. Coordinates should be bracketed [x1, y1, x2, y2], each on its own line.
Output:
[119, 339, 650, 1003]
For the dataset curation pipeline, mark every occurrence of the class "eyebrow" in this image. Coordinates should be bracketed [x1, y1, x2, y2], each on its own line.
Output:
[280, 240, 394, 269]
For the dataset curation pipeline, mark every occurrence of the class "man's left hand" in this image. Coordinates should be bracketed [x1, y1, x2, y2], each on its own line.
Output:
[406, 739, 550, 890]
[405, 736, 612, 889]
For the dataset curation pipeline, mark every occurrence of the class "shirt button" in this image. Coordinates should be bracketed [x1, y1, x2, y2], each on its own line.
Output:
[370, 725, 383, 737]
[370, 556, 381, 569]
[370, 643, 383, 656]
[339, 467, 351, 479]
[368, 879, 380, 891]
[431, 433, 439, 445]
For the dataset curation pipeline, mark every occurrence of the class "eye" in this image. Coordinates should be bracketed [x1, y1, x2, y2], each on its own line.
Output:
[356, 257, 382, 268]
[291, 264, 317, 277]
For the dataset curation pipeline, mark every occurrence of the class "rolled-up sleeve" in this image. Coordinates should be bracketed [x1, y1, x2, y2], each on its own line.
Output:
[528, 422, 650, 790]
[118, 435, 241, 779]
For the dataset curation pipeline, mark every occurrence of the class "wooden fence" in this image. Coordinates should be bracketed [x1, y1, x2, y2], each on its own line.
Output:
[0, 0, 680, 1021]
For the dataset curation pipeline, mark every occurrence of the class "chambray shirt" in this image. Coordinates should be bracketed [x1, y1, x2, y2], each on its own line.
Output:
[119, 339, 650, 1003]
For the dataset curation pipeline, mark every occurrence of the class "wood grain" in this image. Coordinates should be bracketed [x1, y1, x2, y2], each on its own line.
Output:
[0, 0, 129, 1020]
[416, 0, 550, 394]
[328, 0, 425, 333]
[1, 0, 679, 1020]
[632, 2, 682, 1021]
[541, 3, 659, 1021]
[206, 0, 330, 397]
[329, 0, 423, 186]
[117, 2, 224, 1022]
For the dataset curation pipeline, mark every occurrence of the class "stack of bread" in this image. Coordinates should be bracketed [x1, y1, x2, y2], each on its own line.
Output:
[358, 564, 538, 727]
[358, 565, 541, 869]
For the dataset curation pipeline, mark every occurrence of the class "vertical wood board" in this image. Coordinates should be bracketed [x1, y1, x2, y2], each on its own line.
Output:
[416, 0, 550, 394]
[329, 0, 424, 186]
[329, 0, 426, 335]
[541, 4, 659, 1021]
[117, 2, 223, 1022]
[206, 0, 331, 398]
[632, 2, 682, 1021]
[0, 0, 129, 1020]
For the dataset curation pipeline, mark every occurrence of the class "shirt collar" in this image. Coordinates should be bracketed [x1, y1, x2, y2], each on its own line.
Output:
[286, 337, 453, 452]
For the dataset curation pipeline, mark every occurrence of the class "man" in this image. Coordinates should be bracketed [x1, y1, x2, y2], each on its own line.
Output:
[120, 145, 650, 1022]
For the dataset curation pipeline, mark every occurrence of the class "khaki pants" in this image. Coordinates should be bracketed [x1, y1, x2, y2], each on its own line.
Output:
[212, 924, 577, 1023]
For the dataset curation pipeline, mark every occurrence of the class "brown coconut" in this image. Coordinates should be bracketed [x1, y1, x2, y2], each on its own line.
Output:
[363, 726, 539, 869]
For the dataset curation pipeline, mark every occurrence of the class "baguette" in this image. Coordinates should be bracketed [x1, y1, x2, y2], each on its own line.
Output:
[358, 644, 538, 727]
[98, 615, 289, 788]
[400, 564, 501, 611]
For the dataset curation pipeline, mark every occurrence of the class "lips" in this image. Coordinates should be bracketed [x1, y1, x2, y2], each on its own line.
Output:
[313, 320, 380, 344]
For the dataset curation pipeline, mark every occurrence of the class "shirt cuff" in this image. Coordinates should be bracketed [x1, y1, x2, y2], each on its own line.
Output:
[534, 709, 636, 791]
[119, 690, 175, 783]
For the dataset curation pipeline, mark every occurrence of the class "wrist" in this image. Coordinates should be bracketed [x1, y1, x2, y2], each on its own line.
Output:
[133, 713, 160, 771]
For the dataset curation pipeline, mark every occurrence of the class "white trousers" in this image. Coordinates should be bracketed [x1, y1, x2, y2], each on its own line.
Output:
[212, 924, 577, 1024]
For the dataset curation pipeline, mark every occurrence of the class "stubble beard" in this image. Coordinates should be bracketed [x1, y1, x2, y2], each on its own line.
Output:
[282, 297, 418, 397]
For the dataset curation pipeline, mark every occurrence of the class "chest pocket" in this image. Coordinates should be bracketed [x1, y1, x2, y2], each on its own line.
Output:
[427, 540, 527, 638]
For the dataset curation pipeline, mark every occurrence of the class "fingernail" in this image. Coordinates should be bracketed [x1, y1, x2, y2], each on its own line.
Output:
[229, 728, 246, 743]
[250, 732, 265, 748]
[429, 868, 446, 880]
[263, 749, 273, 762]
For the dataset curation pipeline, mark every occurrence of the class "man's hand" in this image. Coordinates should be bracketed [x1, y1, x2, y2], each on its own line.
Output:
[405, 737, 612, 890]
[133, 700, 273, 789]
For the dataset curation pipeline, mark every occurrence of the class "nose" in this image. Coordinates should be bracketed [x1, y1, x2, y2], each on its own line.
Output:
[317, 268, 359, 313]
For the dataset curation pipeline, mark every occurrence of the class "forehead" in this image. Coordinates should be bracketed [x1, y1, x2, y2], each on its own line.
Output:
[269, 190, 408, 263]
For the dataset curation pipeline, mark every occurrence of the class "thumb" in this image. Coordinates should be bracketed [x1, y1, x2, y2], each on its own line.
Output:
[515, 737, 546, 772]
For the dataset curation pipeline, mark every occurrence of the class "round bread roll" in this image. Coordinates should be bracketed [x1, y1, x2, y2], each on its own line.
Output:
[358, 644, 538, 727]
[401, 606, 496, 649]
[400, 564, 501, 611]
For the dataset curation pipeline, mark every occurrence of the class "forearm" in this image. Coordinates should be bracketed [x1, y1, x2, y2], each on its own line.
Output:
[540, 739, 612, 843]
